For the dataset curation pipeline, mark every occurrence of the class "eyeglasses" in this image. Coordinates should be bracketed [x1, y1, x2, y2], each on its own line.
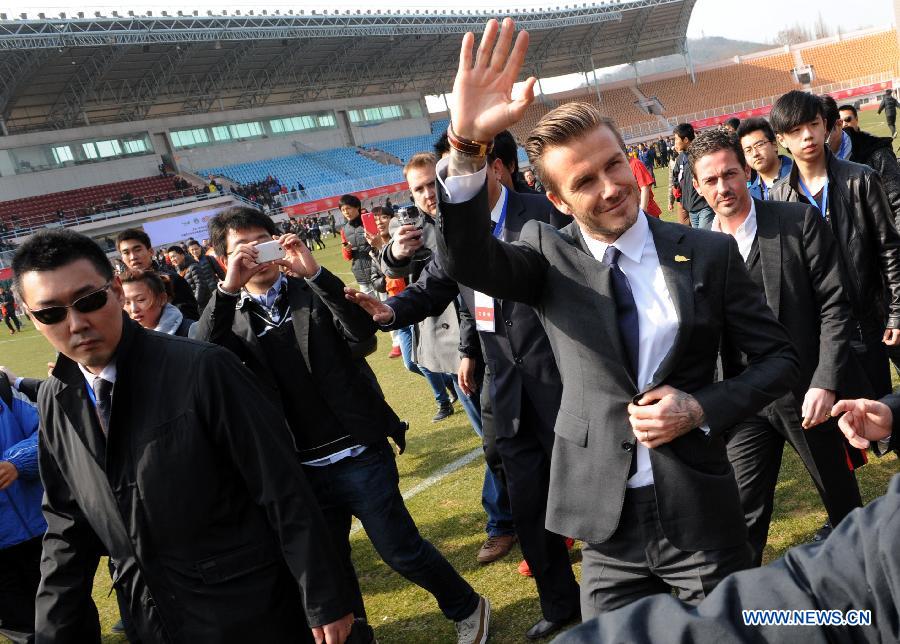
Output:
[842, 116, 855, 124]
[742, 139, 774, 154]
[29, 283, 112, 325]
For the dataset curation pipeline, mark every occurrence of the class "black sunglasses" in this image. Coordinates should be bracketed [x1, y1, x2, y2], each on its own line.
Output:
[29, 283, 112, 325]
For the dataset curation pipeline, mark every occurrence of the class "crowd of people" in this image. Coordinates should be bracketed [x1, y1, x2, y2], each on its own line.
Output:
[2, 18, 900, 644]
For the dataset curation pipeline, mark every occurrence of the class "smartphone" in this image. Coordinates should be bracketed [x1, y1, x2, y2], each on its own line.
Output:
[255, 240, 285, 264]
[361, 212, 378, 236]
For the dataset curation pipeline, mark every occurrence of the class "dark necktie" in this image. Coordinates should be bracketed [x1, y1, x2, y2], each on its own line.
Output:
[92, 377, 113, 435]
[603, 246, 640, 479]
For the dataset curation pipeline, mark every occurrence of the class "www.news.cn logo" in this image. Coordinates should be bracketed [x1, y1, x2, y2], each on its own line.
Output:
[742, 609, 872, 626]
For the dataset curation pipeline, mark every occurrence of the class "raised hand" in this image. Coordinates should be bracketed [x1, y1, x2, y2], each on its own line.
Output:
[450, 17, 536, 144]
[220, 241, 267, 293]
[344, 288, 394, 324]
[275, 233, 320, 278]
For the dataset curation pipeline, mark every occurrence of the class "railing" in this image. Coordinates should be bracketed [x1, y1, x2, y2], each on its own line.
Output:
[2, 190, 228, 241]
[276, 171, 404, 207]
[619, 72, 895, 141]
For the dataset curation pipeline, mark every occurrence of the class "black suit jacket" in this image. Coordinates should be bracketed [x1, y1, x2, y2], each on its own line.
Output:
[387, 188, 570, 440]
[721, 199, 859, 406]
[193, 270, 405, 449]
[437, 180, 799, 548]
[35, 318, 350, 643]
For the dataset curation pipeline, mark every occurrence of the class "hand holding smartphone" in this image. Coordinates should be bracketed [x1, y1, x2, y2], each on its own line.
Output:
[255, 240, 286, 264]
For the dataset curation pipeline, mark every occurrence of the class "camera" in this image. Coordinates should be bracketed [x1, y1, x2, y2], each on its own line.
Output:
[395, 207, 423, 230]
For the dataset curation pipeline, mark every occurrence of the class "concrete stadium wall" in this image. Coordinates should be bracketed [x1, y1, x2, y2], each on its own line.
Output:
[0, 91, 425, 201]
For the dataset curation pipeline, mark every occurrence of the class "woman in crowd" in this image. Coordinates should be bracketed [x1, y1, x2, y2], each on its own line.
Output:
[121, 269, 195, 337]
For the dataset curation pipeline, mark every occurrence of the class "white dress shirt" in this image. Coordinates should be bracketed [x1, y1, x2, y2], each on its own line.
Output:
[438, 159, 686, 488]
[78, 361, 118, 389]
[711, 200, 757, 262]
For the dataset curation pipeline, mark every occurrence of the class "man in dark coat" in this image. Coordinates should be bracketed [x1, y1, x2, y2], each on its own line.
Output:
[877, 89, 898, 137]
[13, 229, 354, 644]
[691, 127, 864, 565]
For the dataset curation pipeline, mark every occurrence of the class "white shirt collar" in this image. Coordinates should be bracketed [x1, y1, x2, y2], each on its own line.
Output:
[78, 360, 117, 387]
[490, 184, 508, 224]
[579, 209, 650, 265]
[712, 200, 758, 262]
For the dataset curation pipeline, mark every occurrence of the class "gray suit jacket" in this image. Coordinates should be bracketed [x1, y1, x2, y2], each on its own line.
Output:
[437, 181, 799, 548]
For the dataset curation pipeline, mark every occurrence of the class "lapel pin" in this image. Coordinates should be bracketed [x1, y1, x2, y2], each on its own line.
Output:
[674, 254, 690, 263]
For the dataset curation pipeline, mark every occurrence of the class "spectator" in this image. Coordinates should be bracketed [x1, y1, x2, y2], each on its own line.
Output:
[838, 103, 860, 131]
[167, 245, 211, 309]
[723, 116, 741, 133]
[121, 269, 195, 337]
[737, 117, 793, 201]
[339, 194, 376, 295]
[116, 228, 200, 319]
[0, 371, 43, 644]
[0, 286, 22, 334]
[877, 88, 897, 138]
[308, 219, 325, 250]
[672, 123, 714, 228]
[187, 239, 224, 287]
[628, 154, 662, 217]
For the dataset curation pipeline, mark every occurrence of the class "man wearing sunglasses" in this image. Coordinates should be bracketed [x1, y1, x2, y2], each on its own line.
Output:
[14, 229, 354, 644]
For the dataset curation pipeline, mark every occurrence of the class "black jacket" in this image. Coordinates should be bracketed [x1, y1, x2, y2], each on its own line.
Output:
[878, 95, 898, 117]
[846, 127, 900, 228]
[771, 151, 900, 329]
[721, 199, 858, 404]
[153, 261, 200, 320]
[34, 318, 350, 643]
[179, 260, 212, 308]
[193, 270, 407, 452]
[387, 188, 571, 440]
[194, 254, 223, 293]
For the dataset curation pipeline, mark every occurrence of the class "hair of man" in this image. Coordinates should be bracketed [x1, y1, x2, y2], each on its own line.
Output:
[688, 126, 749, 174]
[13, 228, 113, 296]
[524, 101, 624, 193]
[208, 206, 278, 259]
[402, 152, 438, 180]
[736, 117, 777, 143]
[115, 228, 151, 250]
[769, 90, 826, 135]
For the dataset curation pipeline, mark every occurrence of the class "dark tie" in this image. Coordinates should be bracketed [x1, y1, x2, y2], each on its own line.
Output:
[603, 246, 640, 479]
[92, 377, 113, 435]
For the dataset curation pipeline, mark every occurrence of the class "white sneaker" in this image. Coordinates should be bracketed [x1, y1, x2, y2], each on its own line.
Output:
[455, 595, 490, 644]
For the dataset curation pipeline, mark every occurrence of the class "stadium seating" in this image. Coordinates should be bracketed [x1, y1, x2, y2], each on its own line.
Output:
[0, 176, 192, 231]
[799, 31, 899, 85]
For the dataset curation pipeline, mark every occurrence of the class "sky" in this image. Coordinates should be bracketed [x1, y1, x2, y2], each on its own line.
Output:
[8, 0, 896, 42]
[7, 0, 897, 108]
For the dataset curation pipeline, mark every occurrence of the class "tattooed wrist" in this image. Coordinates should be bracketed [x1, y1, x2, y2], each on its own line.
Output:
[671, 391, 705, 432]
[448, 148, 487, 177]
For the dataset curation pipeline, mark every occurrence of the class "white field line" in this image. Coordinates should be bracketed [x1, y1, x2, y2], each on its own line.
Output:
[349, 447, 483, 536]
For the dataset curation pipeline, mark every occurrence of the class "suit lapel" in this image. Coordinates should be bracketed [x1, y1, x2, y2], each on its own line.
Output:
[500, 190, 527, 242]
[646, 218, 694, 389]
[754, 201, 782, 319]
[570, 228, 636, 388]
[53, 356, 108, 469]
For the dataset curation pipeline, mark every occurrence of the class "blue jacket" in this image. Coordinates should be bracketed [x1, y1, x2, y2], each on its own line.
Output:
[1, 392, 45, 549]
[748, 155, 793, 201]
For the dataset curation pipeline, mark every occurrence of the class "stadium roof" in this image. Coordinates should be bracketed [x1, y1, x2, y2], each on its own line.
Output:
[0, 0, 696, 134]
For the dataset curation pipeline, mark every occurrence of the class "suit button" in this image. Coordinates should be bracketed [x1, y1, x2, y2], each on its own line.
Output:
[621, 441, 634, 452]
[514, 356, 523, 365]
[505, 320, 513, 327]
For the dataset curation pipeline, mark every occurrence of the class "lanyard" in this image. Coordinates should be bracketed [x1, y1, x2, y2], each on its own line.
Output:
[491, 188, 510, 239]
[798, 175, 828, 219]
[85, 379, 97, 407]
[761, 180, 769, 201]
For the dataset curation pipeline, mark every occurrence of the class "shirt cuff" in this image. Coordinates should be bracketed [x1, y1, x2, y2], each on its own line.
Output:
[217, 283, 240, 298]
[305, 266, 323, 282]
[436, 156, 488, 204]
[699, 423, 711, 435]
[14, 377, 23, 391]
[379, 305, 397, 328]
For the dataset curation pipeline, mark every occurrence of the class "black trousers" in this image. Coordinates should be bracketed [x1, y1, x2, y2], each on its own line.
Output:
[0, 536, 42, 644]
[4, 311, 20, 332]
[887, 113, 896, 136]
[724, 403, 862, 567]
[580, 485, 751, 619]
[495, 394, 580, 623]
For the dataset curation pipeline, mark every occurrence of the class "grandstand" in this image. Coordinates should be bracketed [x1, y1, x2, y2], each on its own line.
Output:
[0, 3, 898, 252]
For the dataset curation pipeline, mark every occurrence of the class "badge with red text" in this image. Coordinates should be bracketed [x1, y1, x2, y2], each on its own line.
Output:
[474, 291, 495, 333]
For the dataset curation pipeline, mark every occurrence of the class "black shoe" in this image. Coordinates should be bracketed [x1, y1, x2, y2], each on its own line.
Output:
[432, 403, 454, 422]
[813, 522, 832, 542]
[526, 617, 574, 640]
[111, 619, 125, 633]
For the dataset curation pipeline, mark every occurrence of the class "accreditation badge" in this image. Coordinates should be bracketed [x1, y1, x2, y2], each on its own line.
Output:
[474, 291, 496, 333]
